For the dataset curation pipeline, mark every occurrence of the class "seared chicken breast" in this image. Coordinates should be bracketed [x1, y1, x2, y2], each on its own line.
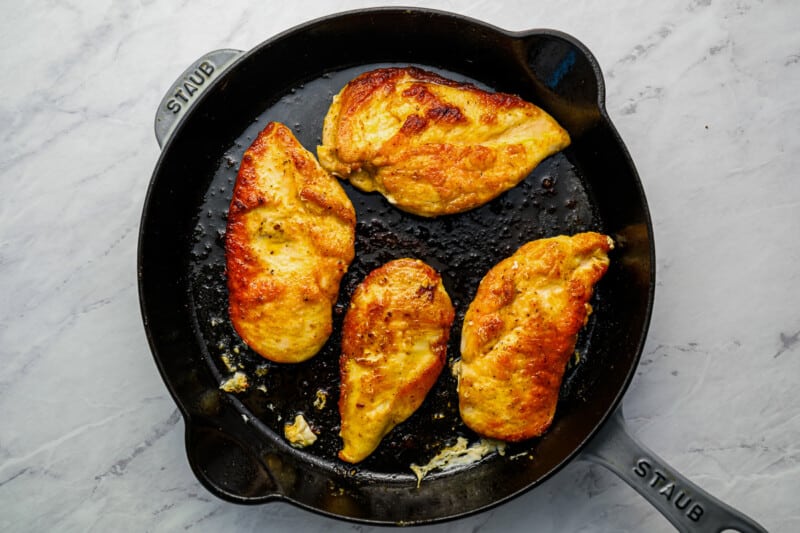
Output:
[318, 67, 570, 217]
[338, 259, 455, 463]
[226, 122, 356, 363]
[458, 232, 613, 441]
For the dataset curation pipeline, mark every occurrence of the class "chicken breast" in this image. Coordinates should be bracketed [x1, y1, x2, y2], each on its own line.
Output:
[317, 67, 570, 217]
[338, 258, 455, 463]
[226, 122, 356, 363]
[458, 232, 613, 441]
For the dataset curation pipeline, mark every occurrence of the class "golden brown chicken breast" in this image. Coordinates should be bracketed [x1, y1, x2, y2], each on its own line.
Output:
[338, 258, 455, 463]
[457, 232, 613, 441]
[317, 67, 570, 217]
[226, 122, 356, 363]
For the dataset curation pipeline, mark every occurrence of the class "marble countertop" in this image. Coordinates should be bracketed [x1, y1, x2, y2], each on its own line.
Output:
[2, 0, 798, 531]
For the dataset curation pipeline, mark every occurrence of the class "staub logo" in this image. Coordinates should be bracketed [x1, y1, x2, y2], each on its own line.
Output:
[633, 458, 705, 522]
[165, 61, 216, 114]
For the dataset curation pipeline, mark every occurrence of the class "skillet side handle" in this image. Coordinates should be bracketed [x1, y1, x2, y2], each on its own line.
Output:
[154, 49, 243, 148]
[582, 408, 767, 533]
[185, 418, 282, 503]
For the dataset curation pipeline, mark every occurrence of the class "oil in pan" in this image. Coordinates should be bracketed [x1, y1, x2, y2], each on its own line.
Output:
[187, 63, 604, 477]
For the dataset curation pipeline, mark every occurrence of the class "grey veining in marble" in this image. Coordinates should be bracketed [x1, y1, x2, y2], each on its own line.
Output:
[1, 0, 798, 531]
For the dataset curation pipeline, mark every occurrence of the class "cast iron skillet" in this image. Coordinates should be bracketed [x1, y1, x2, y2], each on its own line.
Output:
[139, 7, 766, 531]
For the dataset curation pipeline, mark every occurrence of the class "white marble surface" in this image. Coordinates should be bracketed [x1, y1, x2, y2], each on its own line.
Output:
[1, 0, 798, 531]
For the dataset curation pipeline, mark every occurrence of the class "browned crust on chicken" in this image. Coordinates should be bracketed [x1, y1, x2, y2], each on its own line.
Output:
[226, 122, 356, 363]
[318, 67, 570, 217]
[458, 232, 613, 441]
[338, 258, 455, 463]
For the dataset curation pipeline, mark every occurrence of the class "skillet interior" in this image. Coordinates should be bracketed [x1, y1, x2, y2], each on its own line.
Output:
[139, 8, 654, 525]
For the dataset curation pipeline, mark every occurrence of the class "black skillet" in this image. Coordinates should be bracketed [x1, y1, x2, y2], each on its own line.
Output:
[139, 7, 766, 531]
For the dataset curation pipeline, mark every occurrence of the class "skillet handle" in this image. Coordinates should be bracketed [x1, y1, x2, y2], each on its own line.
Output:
[185, 420, 280, 503]
[581, 408, 767, 533]
[154, 49, 243, 148]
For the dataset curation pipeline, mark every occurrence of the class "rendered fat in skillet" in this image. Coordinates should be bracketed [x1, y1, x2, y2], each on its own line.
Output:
[192, 63, 599, 471]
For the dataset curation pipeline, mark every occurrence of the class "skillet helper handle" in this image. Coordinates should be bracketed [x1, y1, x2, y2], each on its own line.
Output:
[582, 408, 767, 533]
[154, 49, 242, 148]
[185, 420, 280, 503]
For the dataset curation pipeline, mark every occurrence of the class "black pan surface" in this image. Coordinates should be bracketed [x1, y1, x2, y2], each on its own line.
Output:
[139, 8, 654, 525]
